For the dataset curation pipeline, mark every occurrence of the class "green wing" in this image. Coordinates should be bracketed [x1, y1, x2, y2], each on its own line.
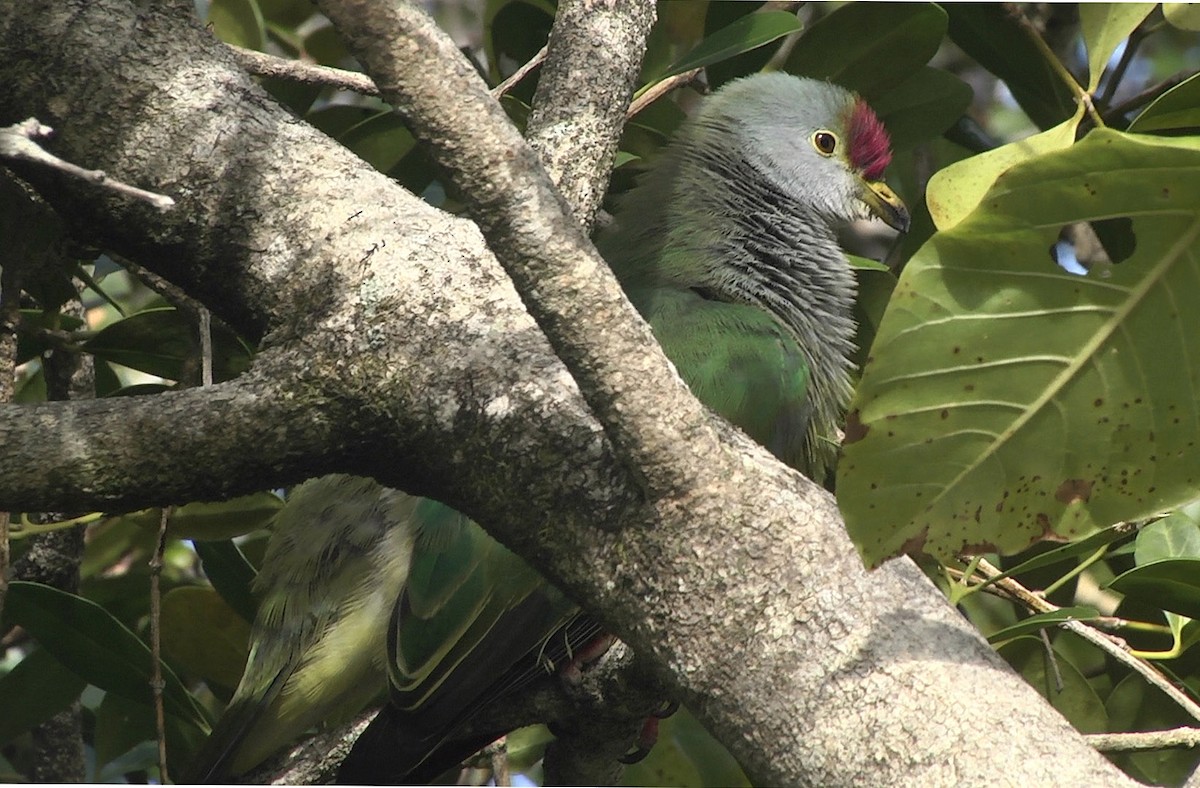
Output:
[185, 475, 415, 781]
[340, 500, 587, 783]
[628, 284, 828, 479]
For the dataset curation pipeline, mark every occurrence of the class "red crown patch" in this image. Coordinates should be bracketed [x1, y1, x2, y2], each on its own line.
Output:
[847, 100, 892, 182]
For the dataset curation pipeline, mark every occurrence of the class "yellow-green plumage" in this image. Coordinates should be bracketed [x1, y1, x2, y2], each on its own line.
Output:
[186, 476, 415, 780]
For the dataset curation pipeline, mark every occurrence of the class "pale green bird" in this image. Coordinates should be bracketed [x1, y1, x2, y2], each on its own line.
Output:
[188, 72, 907, 783]
[185, 475, 416, 781]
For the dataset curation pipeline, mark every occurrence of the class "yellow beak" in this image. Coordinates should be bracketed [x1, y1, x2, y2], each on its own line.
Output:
[861, 180, 910, 233]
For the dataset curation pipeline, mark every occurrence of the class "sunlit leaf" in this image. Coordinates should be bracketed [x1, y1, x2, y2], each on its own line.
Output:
[1163, 3, 1200, 32]
[1134, 508, 1200, 564]
[622, 706, 748, 787]
[925, 109, 1082, 230]
[1079, 4, 1154, 92]
[841, 131, 1200, 566]
[1127, 72, 1200, 135]
[1108, 559, 1200, 620]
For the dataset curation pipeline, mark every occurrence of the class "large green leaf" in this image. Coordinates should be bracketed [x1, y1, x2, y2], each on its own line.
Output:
[1164, 3, 1200, 32]
[869, 67, 973, 153]
[339, 111, 418, 175]
[840, 130, 1200, 566]
[1079, 4, 1154, 92]
[784, 3, 946, 100]
[194, 538, 260, 624]
[925, 108, 1083, 230]
[654, 10, 801, 82]
[160, 586, 252, 691]
[1127, 72, 1200, 135]
[1107, 673, 1200, 784]
[701, 2, 774, 89]
[1108, 559, 1200, 620]
[622, 706, 749, 787]
[944, 4, 1077, 130]
[1134, 504, 1200, 565]
[207, 0, 265, 51]
[1, 581, 209, 730]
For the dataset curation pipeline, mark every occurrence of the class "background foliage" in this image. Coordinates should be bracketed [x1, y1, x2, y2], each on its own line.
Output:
[3, 1, 1200, 785]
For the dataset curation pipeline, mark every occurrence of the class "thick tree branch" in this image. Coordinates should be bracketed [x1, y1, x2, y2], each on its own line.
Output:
[309, 1, 1132, 785]
[522, 0, 653, 228]
[317, 0, 715, 504]
[0, 362, 358, 511]
[0, 1, 1136, 785]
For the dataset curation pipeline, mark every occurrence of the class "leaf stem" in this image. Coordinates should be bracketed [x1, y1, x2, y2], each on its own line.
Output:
[1042, 545, 1107, 597]
[973, 558, 1200, 723]
[1004, 3, 1105, 129]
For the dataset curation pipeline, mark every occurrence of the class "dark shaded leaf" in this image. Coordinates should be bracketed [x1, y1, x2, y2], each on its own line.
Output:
[944, 4, 1076, 130]
[2, 581, 209, 729]
[195, 539, 260, 624]
[785, 3, 946, 99]
[1108, 559, 1200, 620]
[986, 606, 1101, 643]
[82, 307, 253, 383]
[998, 637, 1108, 733]
[870, 67, 973, 152]
[0, 648, 86, 746]
[659, 10, 801, 82]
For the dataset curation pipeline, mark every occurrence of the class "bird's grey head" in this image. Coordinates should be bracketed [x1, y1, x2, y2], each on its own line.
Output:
[693, 73, 909, 233]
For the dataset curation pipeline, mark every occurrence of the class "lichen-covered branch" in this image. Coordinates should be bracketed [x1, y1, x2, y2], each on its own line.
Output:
[0, 1, 1136, 785]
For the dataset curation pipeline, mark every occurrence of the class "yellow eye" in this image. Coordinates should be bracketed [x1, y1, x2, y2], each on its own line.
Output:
[812, 130, 838, 156]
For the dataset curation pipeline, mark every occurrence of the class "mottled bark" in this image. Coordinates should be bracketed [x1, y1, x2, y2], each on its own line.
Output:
[0, 1, 1133, 785]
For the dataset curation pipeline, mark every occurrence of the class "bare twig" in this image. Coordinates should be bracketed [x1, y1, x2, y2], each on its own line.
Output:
[229, 43, 547, 102]
[199, 308, 213, 387]
[228, 44, 380, 95]
[149, 506, 173, 783]
[628, 68, 702, 119]
[493, 45, 548, 99]
[1087, 727, 1200, 752]
[973, 559, 1200, 724]
[1103, 68, 1200, 126]
[0, 119, 175, 210]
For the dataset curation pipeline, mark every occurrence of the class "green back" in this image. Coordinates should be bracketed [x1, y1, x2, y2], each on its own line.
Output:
[624, 283, 822, 478]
